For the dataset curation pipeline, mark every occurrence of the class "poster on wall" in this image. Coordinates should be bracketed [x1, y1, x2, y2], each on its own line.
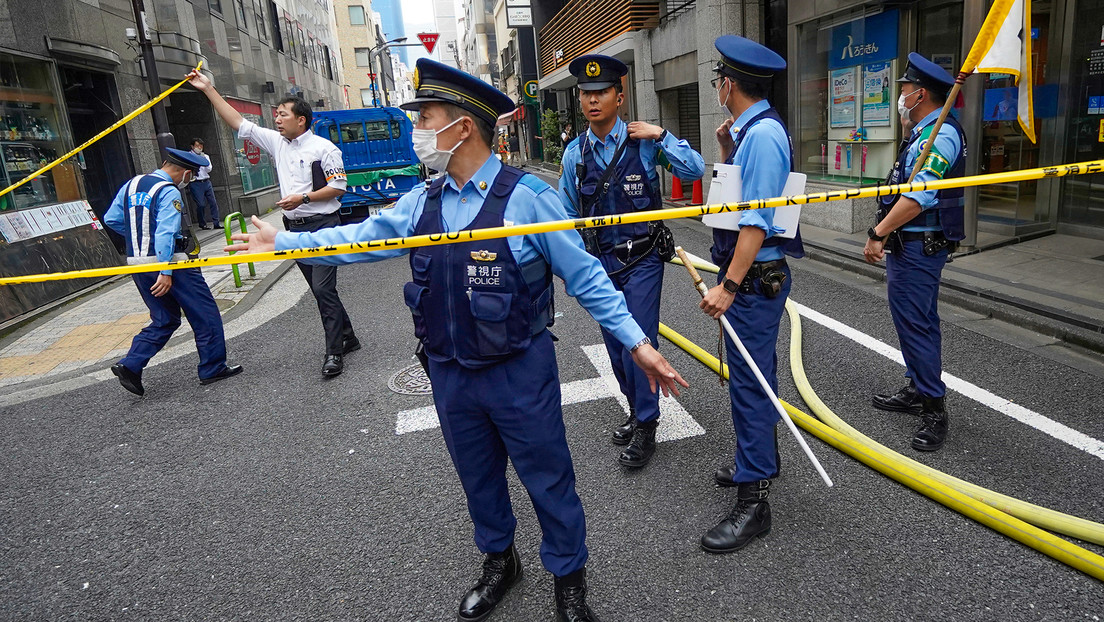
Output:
[862, 62, 892, 127]
[830, 67, 857, 128]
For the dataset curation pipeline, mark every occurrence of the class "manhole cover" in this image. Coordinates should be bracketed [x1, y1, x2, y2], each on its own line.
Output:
[387, 363, 433, 395]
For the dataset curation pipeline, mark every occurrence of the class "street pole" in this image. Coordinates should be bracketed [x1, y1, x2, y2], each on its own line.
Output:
[130, 0, 175, 156]
[530, 25, 544, 161]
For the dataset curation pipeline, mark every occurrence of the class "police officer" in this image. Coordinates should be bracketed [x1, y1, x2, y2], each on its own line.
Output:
[697, 35, 803, 554]
[226, 59, 688, 622]
[865, 53, 965, 452]
[188, 138, 221, 229]
[559, 54, 704, 469]
[103, 148, 243, 396]
[188, 70, 359, 378]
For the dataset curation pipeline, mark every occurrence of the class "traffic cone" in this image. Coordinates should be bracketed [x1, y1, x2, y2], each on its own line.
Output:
[691, 179, 703, 204]
[670, 177, 685, 201]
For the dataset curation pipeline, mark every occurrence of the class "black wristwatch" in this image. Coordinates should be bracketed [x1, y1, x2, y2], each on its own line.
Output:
[658, 129, 669, 142]
[301, 193, 312, 204]
[722, 278, 740, 294]
[867, 226, 886, 241]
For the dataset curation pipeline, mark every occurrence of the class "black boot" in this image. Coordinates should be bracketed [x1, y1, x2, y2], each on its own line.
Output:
[617, 418, 657, 468]
[700, 480, 772, 554]
[611, 408, 637, 445]
[554, 568, 600, 622]
[458, 544, 522, 621]
[872, 380, 923, 414]
[912, 396, 949, 452]
[713, 464, 738, 488]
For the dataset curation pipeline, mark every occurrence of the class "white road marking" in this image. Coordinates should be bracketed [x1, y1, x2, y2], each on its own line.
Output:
[791, 300, 1104, 461]
[391, 344, 706, 442]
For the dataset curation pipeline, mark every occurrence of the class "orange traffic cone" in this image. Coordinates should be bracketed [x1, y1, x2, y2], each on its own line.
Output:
[692, 179, 703, 204]
[670, 177, 685, 201]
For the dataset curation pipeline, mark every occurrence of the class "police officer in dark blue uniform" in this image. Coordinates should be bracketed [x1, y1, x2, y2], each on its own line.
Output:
[697, 35, 803, 554]
[103, 148, 243, 396]
[559, 54, 705, 469]
[865, 53, 966, 452]
[226, 59, 688, 622]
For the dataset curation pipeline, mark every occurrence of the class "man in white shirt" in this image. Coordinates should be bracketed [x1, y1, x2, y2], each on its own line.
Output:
[188, 138, 221, 229]
[188, 70, 360, 377]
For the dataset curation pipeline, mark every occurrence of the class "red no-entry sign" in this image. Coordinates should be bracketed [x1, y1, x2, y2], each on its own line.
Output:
[417, 33, 439, 54]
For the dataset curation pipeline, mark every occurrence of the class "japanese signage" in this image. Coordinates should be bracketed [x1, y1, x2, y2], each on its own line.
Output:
[862, 62, 892, 127]
[828, 9, 899, 70]
[830, 67, 857, 128]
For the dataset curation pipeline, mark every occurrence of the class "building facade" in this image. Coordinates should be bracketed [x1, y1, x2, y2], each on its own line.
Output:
[431, 0, 461, 69]
[336, 0, 398, 107]
[536, 0, 1104, 245]
[460, 0, 499, 85]
[0, 0, 345, 322]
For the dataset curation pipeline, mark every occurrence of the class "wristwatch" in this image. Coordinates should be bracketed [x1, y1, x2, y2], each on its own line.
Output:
[301, 193, 312, 204]
[867, 226, 886, 241]
[630, 336, 652, 352]
[657, 129, 669, 142]
[722, 278, 741, 294]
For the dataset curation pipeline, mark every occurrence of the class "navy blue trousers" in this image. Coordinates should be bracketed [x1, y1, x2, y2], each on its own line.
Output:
[598, 251, 662, 423]
[886, 239, 948, 399]
[429, 331, 587, 577]
[188, 179, 220, 227]
[119, 268, 228, 379]
[720, 264, 792, 483]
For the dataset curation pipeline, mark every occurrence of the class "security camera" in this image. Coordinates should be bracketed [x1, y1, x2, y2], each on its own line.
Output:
[125, 28, 138, 41]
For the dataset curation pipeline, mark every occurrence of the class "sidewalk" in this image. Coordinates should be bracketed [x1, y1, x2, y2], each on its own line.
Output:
[524, 160, 1104, 353]
[0, 209, 292, 391]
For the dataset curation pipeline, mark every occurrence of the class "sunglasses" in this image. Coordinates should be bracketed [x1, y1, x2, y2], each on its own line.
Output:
[710, 76, 728, 89]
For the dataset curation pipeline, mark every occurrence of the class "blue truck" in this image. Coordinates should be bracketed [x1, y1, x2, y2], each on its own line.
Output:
[312, 107, 424, 224]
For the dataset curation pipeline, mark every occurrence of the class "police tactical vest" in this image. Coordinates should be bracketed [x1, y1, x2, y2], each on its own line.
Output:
[711, 107, 805, 268]
[576, 137, 661, 255]
[121, 173, 180, 257]
[878, 115, 967, 241]
[404, 165, 554, 369]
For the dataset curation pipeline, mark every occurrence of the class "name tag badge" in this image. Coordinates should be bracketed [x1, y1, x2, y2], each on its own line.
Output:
[623, 181, 645, 197]
[465, 263, 504, 287]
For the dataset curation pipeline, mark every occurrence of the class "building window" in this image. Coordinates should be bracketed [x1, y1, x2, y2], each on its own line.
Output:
[226, 98, 277, 193]
[348, 5, 366, 25]
[269, 2, 283, 51]
[283, 14, 295, 58]
[323, 45, 333, 80]
[355, 48, 371, 67]
[234, 0, 248, 29]
[298, 26, 308, 65]
[253, 0, 268, 42]
[208, 0, 222, 14]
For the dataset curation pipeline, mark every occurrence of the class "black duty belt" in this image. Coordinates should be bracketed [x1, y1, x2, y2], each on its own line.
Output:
[284, 212, 335, 226]
[744, 258, 787, 280]
[898, 230, 940, 242]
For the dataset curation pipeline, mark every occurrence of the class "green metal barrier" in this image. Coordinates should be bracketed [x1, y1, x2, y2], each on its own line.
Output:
[223, 212, 256, 288]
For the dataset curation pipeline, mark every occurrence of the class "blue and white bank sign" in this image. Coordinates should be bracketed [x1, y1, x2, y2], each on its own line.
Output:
[829, 9, 899, 70]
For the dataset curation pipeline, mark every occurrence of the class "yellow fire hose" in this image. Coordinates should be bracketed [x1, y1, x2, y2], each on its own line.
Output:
[661, 258, 1104, 582]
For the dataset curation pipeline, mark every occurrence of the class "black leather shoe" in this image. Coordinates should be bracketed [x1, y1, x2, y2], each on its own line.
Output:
[611, 410, 637, 446]
[458, 544, 522, 622]
[111, 363, 144, 396]
[199, 364, 243, 385]
[554, 568, 600, 622]
[873, 381, 923, 414]
[618, 419, 657, 468]
[342, 337, 362, 355]
[321, 354, 344, 377]
[713, 464, 739, 487]
[700, 480, 772, 554]
[912, 396, 949, 452]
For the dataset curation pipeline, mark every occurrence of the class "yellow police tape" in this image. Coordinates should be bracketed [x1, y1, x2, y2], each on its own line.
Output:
[2, 156, 1103, 286]
[0, 62, 203, 201]
[660, 258, 1104, 582]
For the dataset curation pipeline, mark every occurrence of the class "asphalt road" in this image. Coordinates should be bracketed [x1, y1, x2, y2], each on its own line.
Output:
[2, 195, 1103, 620]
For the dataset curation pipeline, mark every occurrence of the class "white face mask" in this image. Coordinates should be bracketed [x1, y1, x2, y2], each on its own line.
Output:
[413, 117, 465, 172]
[897, 89, 921, 119]
[177, 174, 192, 190]
[717, 77, 729, 112]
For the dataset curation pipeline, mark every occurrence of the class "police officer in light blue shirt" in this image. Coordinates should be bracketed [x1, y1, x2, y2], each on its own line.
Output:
[559, 54, 705, 470]
[225, 58, 687, 622]
[865, 53, 966, 453]
[103, 148, 242, 396]
[697, 35, 804, 556]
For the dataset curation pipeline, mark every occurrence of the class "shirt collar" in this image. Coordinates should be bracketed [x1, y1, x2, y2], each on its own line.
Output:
[587, 117, 626, 148]
[444, 153, 501, 197]
[152, 169, 173, 182]
[912, 109, 942, 135]
[732, 99, 771, 136]
[284, 129, 314, 145]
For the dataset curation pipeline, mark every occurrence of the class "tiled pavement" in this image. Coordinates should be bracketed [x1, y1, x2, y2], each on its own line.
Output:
[0, 210, 289, 389]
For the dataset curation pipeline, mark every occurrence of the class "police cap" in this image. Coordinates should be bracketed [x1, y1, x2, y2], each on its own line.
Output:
[713, 35, 786, 85]
[163, 147, 205, 172]
[896, 52, 955, 97]
[569, 54, 628, 91]
[401, 58, 516, 125]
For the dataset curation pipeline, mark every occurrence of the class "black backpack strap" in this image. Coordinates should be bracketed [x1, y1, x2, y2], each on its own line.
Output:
[579, 136, 631, 218]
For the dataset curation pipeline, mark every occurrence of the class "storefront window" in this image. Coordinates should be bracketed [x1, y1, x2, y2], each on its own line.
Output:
[0, 52, 83, 212]
[1061, 0, 1104, 229]
[227, 98, 277, 193]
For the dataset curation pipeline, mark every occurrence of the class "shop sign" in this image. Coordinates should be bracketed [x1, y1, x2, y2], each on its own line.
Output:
[829, 9, 898, 70]
[243, 140, 262, 164]
[1089, 96, 1102, 116]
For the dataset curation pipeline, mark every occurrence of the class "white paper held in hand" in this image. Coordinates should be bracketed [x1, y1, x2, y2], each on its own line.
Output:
[701, 163, 806, 238]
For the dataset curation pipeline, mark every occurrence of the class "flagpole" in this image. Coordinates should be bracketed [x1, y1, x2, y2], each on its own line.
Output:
[905, 72, 968, 183]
